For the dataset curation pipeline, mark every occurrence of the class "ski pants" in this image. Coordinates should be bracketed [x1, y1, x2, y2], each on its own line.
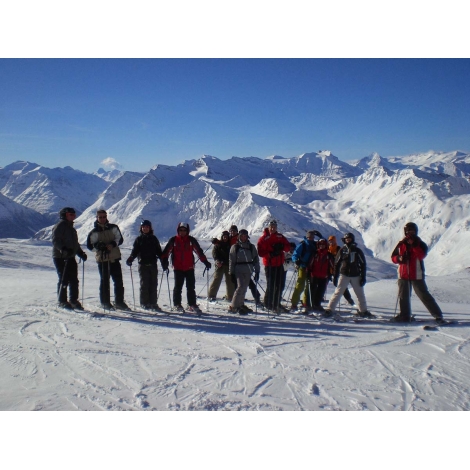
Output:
[98, 260, 124, 305]
[54, 257, 79, 304]
[138, 264, 158, 307]
[264, 265, 284, 309]
[208, 264, 235, 300]
[308, 277, 328, 307]
[173, 269, 196, 307]
[231, 271, 251, 309]
[327, 275, 367, 313]
[398, 279, 443, 319]
[290, 267, 309, 307]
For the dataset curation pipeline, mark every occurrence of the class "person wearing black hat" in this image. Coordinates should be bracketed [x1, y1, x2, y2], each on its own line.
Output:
[52, 207, 87, 310]
[161, 222, 211, 313]
[127, 220, 168, 311]
[323, 232, 371, 318]
[208, 230, 235, 301]
[390, 222, 445, 324]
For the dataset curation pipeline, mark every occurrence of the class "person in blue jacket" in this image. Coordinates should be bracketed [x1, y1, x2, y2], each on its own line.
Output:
[289, 229, 322, 311]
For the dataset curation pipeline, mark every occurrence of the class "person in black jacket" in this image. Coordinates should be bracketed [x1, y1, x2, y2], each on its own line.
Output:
[208, 231, 235, 301]
[323, 232, 371, 318]
[52, 207, 87, 310]
[127, 220, 168, 311]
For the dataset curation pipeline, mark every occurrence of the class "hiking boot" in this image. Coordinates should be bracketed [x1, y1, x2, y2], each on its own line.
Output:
[114, 301, 130, 311]
[141, 304, 151, 310]
[242, 305, 253, 313]
[174, 305, 185, 312]
[58, 302, 73, 310]
[100, 302, 115, 310]
[208, 297, 216, 302]
[187, 305, 202, 314]
[228, 306, 238, 313]
[237, 305, 249, 315]
[289, 305, 298, 313]
[358, 310, 374, 318]
[70, 301, 84, 311]
[390, 315, 411, 323]
[150, 304, 161, 312]
[435, 317, 446, 325]
[312, 305, 325, 312]
[322, 309, 333, 318]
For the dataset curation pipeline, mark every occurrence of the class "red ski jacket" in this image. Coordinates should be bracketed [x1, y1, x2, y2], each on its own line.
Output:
[257, 228, 291, 267]
[391, 237, 427, 280]
[162, 234, 208, 271]
[308, 248, 334, 278]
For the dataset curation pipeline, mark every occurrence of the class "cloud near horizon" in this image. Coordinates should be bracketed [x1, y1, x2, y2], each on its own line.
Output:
[101, 157, 123, 170]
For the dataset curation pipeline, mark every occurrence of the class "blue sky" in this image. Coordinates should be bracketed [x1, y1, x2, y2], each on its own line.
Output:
[1, 59, 469, 173]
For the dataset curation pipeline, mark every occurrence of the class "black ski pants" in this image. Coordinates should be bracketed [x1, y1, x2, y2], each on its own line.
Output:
[138, 264, 158, 307]
[173, 269, 196, 307]
[98, 260, 124, 304]
[307, 277, 328, 307]
[54, 257, 79, 304]
[264, 265, 284, 309]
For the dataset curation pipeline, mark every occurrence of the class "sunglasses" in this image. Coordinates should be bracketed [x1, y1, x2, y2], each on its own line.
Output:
[97, 216, 107, 219]
[178, 228, 188, 231]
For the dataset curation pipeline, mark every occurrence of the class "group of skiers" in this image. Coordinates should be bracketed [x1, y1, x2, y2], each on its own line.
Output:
[51, 207, 446, 324]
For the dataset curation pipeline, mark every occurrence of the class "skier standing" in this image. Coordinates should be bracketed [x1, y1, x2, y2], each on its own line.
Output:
[161, 222, 211, 313]
[390, 222, 445, 324]
[228, 229, 260, 314]
[327, 235, 355, 306]
[290, 230, 320, 311]
[52, 207, 87, 310]
[86, 209, 129, 310]
[126, 220, 168, 311]
[257, 220, 291, 312]
[306, 238, 334, 312]
[323, 232, 371, 318]
[208, 230, 235, 301]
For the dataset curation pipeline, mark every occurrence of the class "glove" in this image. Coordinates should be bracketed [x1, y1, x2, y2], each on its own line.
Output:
[61, 247, 73, 257]
[95, 241, 107, 252]
[126, 256, 134, 267]
[254, 272, 260, 283]
[161, 260, 169, 272]
[78, 252, 87, 261]
[204, 260, 212, 269]
[360, 277, 366, 287]
[313, 230, 323, 238]
[231, 273, 237, 285]
[211, 237, 219, 245]
[328, 274, 332, 282]
[399, 251, 409, 263]
[333, 276, 339, 287]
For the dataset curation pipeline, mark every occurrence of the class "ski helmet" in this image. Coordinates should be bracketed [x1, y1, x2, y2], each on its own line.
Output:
[141, 219, 152, 227]
[238, 229, 249, 238]
[269, 220, 278, 227]
[229, 225, 238, 233]
[341, 232, 355, 243]
[177, 222, 190, 233]
[221, 230, 230, 239]
[59, 207, 76, 219]
[317, 238, 327, 247]
[404, 222, 418, 236]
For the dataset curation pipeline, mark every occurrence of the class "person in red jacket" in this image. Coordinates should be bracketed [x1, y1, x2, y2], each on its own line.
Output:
[257, 220, 291, 312]
[161, 222, 211, 313]
[390, 222, 444, 324]
[306, 239, 334, 312]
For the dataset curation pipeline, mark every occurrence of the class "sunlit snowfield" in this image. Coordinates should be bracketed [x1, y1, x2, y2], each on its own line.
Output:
[1, 239, 469, 411]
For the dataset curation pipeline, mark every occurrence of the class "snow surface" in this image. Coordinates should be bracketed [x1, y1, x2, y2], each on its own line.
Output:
[1, 239, 469, 412]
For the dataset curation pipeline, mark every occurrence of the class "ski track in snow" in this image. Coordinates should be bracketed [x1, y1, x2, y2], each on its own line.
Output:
[1, 240, 470, 410]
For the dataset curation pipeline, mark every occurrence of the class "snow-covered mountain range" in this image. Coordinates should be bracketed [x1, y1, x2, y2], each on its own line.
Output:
[1, 149, 469, 275]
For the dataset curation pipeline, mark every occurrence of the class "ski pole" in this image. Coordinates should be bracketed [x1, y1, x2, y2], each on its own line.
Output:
[82, 259, 85, 306]
[197, 269, 214, 297]
[206, 268, 210, 311]
[57, 259, 69, 303]
[157, 270, 164, 305]
[129, 265, 136, 310]
[166, 270, 172, 310]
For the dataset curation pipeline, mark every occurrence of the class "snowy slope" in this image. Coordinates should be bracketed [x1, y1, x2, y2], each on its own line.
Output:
[0, 239, 469, 411]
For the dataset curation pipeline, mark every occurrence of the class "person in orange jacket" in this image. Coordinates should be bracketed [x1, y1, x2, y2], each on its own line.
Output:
[257, 220, 291, 312]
